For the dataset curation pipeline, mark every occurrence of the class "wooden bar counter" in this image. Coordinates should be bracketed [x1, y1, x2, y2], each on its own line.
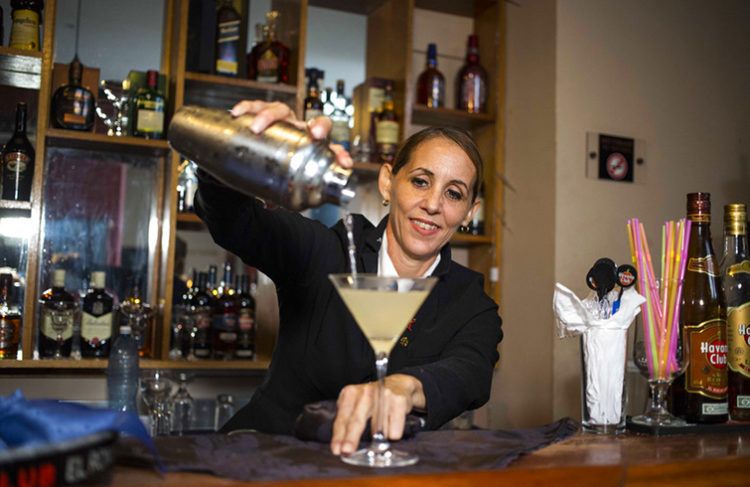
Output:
[110, 430, 750, 486]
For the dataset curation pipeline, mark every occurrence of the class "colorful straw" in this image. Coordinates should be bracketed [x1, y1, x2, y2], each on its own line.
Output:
[626, 218, 691, 380]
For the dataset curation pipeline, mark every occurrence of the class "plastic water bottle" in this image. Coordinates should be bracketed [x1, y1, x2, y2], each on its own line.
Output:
[107, 325, 139, 412]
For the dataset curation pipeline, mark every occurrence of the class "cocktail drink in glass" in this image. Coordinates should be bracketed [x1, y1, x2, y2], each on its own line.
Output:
[329, 274, 437, 468]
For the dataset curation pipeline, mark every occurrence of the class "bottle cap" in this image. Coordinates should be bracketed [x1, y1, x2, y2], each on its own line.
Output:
[52, 269, 66, 287]
[724, 203, 747, 236]
[427, 43, 437, 59]
[686, 192, 711, 223]
[91, 271, 106, 289]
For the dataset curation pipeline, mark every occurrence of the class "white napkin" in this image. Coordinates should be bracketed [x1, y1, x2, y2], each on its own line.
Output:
[552, 284, 645, 426]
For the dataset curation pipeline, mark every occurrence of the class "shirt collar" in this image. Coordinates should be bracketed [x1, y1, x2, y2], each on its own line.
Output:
[378, 226, 441, 278]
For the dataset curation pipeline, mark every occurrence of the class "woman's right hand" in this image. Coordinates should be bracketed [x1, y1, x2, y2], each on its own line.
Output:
[230, 100, 353, 169]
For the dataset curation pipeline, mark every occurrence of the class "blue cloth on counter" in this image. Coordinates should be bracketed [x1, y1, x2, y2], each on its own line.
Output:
[0, 390, 162, 471]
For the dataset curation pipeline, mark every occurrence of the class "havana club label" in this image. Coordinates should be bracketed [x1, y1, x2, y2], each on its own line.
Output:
[727, 301, 750, 378]
[687, 255, 720, 277]
[685, 318, 728, 399]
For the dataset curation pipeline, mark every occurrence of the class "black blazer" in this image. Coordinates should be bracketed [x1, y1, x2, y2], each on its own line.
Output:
[195, 172, 503, 435]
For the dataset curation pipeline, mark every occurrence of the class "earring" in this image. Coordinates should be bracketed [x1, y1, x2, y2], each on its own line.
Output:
[459, 225, 469, 233]
[382, 199, 390, 207]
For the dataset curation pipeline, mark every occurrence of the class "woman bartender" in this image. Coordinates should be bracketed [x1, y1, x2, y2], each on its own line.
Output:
[194, 100, 503, 456]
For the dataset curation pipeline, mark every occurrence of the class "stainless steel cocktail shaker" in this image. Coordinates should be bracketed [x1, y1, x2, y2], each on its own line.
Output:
[168, 105, 356, 211]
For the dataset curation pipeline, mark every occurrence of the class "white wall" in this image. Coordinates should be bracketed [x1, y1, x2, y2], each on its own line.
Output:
[500, 0, 750, 424]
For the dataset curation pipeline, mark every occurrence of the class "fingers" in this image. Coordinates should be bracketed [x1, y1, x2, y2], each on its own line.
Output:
[306, 115, 332, 140]
[229, 100, 297, 134]
[331, 384, 374, 456]
[330, 143, 353, 169]
[386, 391, 408, 440]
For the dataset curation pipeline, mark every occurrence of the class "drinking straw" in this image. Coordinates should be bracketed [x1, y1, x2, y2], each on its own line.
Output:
[630, 219, 658, 377]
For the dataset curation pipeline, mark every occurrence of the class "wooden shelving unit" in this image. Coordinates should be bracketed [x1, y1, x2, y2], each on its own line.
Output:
[411, 105, 495, 130]
[45, 128, 171, 156]
[0, 0, 505, 374]
[0, 357, 271, 372]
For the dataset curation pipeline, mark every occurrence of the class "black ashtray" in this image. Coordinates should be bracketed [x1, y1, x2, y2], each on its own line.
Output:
[0, 431, 118, 486]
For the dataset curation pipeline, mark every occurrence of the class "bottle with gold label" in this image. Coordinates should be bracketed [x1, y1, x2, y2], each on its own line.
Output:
[721, 203, 750, 420]
[671, 192, 728, 423]
[38, 269, 78, 359]
[9, 0, 43, 51]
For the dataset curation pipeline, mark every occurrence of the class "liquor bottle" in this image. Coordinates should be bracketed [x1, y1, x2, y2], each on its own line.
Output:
[721, 203, 750, 420]
[456, 34, 488, 113]
[9, 0, 43, 51]
[330, 80, 351, 151]
[235, 274, 256, 359]
[246, 11, 290, 83]
[304, 68, 324, 122]
[215, 0, 241, 77]
[132, 70, 165, 140]
[51, 56, 95, 131]
[1, 102, 35, 202]
[416, 43, 445, 108]
[39, 269, 77, 359]
[119, 278, 153, 358]
[212, 262, 238, 360]
[207, 265, 219, 298]
[81, 271, 114, 358]
[671, 193, 728, 423]
[375, 81, 399, 164]
[189, 272, 213, 359]
[245, 22, 263, 79]
[176, 160, 198, 213]
[464, 183, 485, 235]
[0, 273, 21, 360]
[170, 269, 194, 359]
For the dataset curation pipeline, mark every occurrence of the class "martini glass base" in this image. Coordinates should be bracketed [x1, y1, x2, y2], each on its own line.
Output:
[341, 446, 419, 468]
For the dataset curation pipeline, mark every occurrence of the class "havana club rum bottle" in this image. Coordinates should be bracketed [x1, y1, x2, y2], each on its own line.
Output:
[671, 192, 728, 423]
[721, 203, 750, 420]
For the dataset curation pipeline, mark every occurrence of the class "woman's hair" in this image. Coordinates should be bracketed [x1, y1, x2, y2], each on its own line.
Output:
[390, 126, 484, 201]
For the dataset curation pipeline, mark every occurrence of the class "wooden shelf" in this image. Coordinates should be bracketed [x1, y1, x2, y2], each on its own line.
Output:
[352, 161, 382, 181]
[0, 199, 32, 211]
[0, 46, 42, 90]
[451, 232, 492, 247]
[184, 72, 298, 109]
[411, 105, 495, 130]
[0, 357, 270, 372]
[176, 212, 203, 223]
[45, 128, 171, 157]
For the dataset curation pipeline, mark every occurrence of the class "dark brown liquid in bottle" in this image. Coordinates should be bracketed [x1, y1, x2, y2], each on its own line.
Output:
[671, 192, 728, 423]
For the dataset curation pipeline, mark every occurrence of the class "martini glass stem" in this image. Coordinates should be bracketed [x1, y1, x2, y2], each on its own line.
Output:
[372, 353, 390, 450]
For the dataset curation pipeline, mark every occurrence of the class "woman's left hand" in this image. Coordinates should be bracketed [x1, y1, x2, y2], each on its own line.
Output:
[330, 374, 426, 455]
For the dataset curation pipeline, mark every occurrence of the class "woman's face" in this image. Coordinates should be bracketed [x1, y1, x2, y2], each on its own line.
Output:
[379, 137, 479, 263]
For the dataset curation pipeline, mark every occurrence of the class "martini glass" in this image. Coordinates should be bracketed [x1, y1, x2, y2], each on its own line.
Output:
[329, 274, 437, 468]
